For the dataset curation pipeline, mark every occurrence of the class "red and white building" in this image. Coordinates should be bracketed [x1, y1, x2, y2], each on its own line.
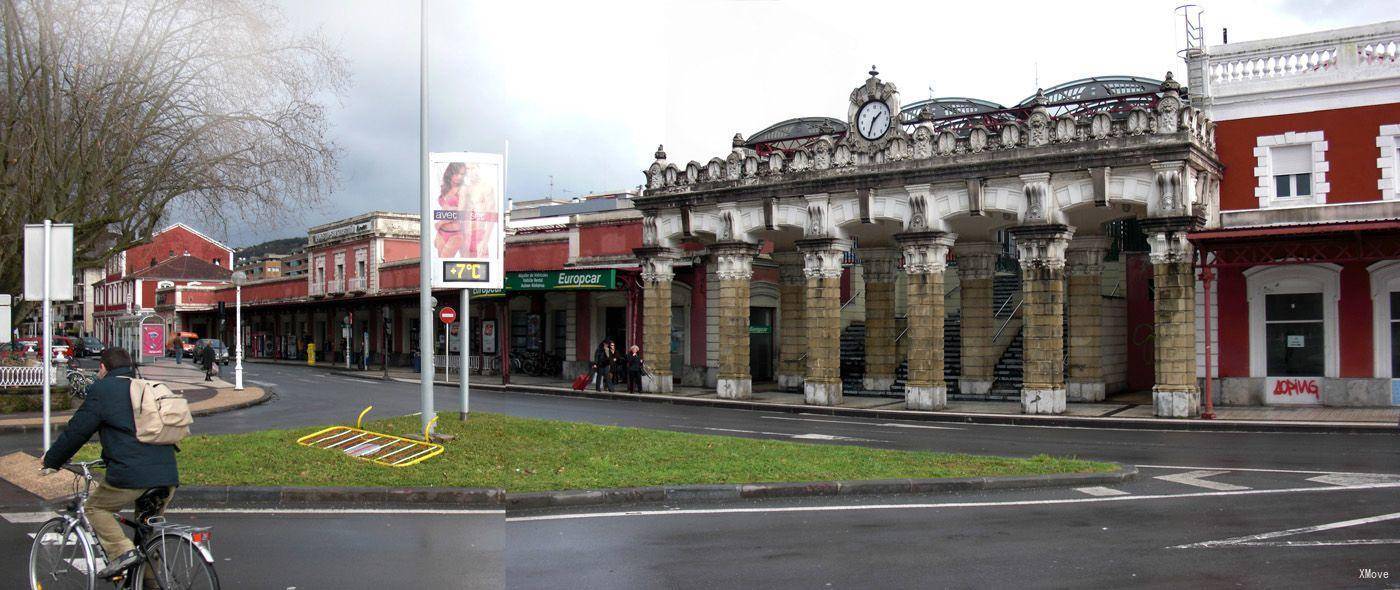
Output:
[1187, 21, 1400, 406]
[92, 223, 234, 350]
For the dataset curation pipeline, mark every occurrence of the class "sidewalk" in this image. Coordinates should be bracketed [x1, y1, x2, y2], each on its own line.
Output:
[318, 362, 1400, 431]
[0, 358, 272, 432]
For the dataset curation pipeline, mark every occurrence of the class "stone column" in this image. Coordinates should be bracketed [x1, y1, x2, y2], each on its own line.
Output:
[1009, 225, 1074, 414]
[955, 242, 1000, 396]
[1065, 237, 1109, 402]
[1145, 224, 1200, 417]
[797, 237, 850, 406]
[773, 252, 807, 391]
[713, 242, 759, 400]
[860, 249, 900, 392]
[897, 232, 955, 410]
[635, 247, 678, 393]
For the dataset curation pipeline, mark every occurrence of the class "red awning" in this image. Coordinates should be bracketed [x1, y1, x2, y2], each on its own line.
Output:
[1189, 220, 1400, 242]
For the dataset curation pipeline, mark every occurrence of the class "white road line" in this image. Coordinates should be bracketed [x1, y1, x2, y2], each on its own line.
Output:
[1171, 511, 1400, 549]
[1075, 486, 1130, 497]
[505, 481, 1400, 523]
[689, 426, 886, 443]
[1229, 539, 1400, 547]
[1137, 464, 1399, 476]
[2, 511, 55, 524]
[762, 416, 962, 430]
[1153, 470, 1250, 491]
[246, 379, 277, 388]
[1306, 473, 1400, 486]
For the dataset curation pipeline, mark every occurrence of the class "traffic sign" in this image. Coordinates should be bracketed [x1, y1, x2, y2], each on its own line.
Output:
[439, 307, 457, 324]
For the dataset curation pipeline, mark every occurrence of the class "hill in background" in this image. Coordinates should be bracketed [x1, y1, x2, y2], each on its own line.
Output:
[235, 237, 304, 260]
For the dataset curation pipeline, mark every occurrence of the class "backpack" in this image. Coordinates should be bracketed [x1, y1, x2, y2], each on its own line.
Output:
[125, 377, 193, 444]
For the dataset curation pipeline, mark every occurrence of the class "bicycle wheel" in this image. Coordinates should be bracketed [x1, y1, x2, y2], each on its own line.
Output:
[29, 517, 96, 590]
[133, 535, 219, 590]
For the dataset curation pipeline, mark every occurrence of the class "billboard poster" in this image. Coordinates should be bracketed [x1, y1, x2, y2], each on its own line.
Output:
[481, 320, 497, 354]
[141, 325, 166, 358]
[428, 152, 505, 289]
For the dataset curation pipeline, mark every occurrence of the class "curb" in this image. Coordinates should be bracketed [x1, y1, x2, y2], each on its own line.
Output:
[155, 465, 1134, 513]
[501, 464, 1137, 510]
[0, 386, 276, 434]
[458, 381, 1399, 434]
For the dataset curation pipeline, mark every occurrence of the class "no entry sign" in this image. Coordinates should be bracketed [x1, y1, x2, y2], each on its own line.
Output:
[439, 307, 457, 324]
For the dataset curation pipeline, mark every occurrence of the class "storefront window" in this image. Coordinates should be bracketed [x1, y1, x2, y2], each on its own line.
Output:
[552, 310, 567, 356]
[1265, 293, 1324, 376]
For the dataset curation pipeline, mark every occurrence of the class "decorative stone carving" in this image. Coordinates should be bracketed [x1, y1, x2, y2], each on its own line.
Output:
[641, 214, 659, 247]
[1012, 224, 1073, 270]
[968, 126, 988, 152]
[1148, 230, 1192, 265]
[717, 210, 735, 241]
[908, 191, 928, 231]
[833, 144, 852, 167]
[725, 152, 742, 180]
[790, 149, 810, 172]
[685, 161, 701, 184]
[1021, 173, 1052, 223]
[845, 66, 906, 154]
[936, 131, 956, 155]
[813, 139, 833, 170]
[1127, 108, 1151, 135]
[706, 157, 723, 181]
[1151, 161, 1184, 216]
[1156, 71, 1182, 134]
[663, 164, 678, 186]
[897, 232, 955, 275]
[647, 162, 664, 189]
[887, 137, 910, 160]
[1000, 123, 1021, 149]
[714, 244, 757, 281]
[1065, 237, 1109, 276]
[801, 248, 845, 280]
[806, 198, 829, 237]
[1027, 89, 1050, 147]
[913, 126, 933, 158]
[1090, 113, 1112, 139]
[743, 154, 759, 177]
[638, 250, 677, 283]
[1054, 117, 1077, 143]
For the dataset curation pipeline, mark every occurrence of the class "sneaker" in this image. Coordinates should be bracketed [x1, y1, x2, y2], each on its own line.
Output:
[97, 549, 142, 578]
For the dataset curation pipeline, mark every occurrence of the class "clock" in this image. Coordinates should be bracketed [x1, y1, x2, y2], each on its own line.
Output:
[856, 100, 892, 140]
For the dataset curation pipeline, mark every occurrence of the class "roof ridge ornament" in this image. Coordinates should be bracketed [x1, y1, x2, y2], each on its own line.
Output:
[1030, 88, 1048, 108]
[732, 133, 745, 148]
[1161, 71, 1181, 92]
[869, 65, 879, 78]
[654, 144, 667, 161]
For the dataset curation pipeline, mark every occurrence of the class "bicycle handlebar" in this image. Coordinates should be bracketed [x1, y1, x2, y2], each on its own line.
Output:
[62, 460, 105, 476]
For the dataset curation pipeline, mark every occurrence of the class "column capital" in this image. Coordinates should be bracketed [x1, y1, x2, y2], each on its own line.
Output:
[1065, 236, 1110, 276]
[771, 251, 807, 285]
[953, 241, 1000, 280]
[859, 248, 901, 283]
[796, 237, 850, 280]
[1140, 216, 1200, 265]
[711, 241, 760, 281]
[895, 231, 956, 275]
[1009, 224, 1074, 270]
[635, 246, 680, 284]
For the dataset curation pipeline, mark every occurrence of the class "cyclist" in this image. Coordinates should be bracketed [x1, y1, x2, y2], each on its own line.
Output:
[39, 347, 178, 579]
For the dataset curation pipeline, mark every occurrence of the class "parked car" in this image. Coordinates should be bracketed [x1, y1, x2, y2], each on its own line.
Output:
[196, 338, 230, 365]
[75, 337, 105, 358]
[170, 331, 199, 358]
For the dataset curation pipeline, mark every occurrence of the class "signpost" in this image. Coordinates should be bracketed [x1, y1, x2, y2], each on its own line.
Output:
[439, 306, 456, 383]
[24, 221, 74, 452]
[0, 294, 11, 345]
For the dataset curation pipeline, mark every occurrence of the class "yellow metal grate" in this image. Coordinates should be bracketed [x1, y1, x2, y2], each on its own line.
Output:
[295, 407, 444, 467]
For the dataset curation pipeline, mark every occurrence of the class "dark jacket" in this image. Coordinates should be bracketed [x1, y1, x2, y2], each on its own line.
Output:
[593, 345, 612, 368]
[625, 352, 644, 373]
[42, 366, 180, 489]
[198, 346, 214, 371]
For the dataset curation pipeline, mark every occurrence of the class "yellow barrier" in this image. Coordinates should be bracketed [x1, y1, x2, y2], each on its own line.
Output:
[295, 406, 444, 467]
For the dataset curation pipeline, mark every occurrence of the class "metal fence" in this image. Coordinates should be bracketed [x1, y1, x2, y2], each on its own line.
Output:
[0, 365, 55, 387]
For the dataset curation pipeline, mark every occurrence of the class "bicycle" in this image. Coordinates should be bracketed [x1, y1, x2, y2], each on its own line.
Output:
[29, 460, 219, 590]
[65, 369, 95, 400]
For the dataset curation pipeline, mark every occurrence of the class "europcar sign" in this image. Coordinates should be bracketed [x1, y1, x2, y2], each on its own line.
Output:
[504, 270, 616, 291]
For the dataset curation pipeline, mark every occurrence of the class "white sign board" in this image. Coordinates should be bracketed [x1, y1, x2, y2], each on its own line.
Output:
[24, 223, 75, 301]
[1265, 377, 1322, 405]
[426, 152, 505, 289]
[1285, 335, 1305, 348]
[0, 294, 10, 344]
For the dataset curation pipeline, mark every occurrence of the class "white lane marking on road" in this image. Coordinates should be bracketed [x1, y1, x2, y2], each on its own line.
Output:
[1307, 473, 1400, 486]
[246, 379, 277, 388]
[1229, 539, 1400, 547]
[1153, 470, 1250, 491]
[2, 511, 55, 523]
[1075, 486, 1130, 497]
[505, 482, 1400, 523]
[1171, 511, 1400, 549]
[692, 426, 886, 443]
[1137, 464, 1399, 476]
[761, 416, 963, 430]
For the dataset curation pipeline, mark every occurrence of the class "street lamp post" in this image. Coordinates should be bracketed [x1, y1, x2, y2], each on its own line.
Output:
[231, 271, 246, 391]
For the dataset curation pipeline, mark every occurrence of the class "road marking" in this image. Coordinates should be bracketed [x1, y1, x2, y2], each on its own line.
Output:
[1226, 539, 1400, 547]
[1137, 464, 1399, 476]
[1075, 486, 1129, 497]
[1172, 511, 1400, 549]
[2, 511, 54, 524]
[762, 415, 962, 430]
[1307, 473, 1400, 486]
[691, 426, 885, 443]
[246, 379, 277, 388]
[505, 481, 1400, 523]
[1153, 470, 1249, 491]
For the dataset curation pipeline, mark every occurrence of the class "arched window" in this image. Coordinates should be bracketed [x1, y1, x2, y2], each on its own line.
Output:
[1245, 264, 1340, 378]
[1368, 261, 1400, 378]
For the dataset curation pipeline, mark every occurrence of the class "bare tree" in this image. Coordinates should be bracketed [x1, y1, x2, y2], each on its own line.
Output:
[1, 0, 347, 319]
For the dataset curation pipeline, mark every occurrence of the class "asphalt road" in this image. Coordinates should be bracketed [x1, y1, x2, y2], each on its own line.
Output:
[3, 361, 1397, 588]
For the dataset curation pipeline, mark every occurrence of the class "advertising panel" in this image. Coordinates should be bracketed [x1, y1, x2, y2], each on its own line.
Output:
[427, 152, 505, 289]
[1265, 376, 1322, 405]
[141, 325, 166, 358]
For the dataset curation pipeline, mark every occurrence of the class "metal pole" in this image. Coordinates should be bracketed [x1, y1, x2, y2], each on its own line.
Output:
[500, 300, 511, 386]
[416, 0, 435, 435]
[445, 316, 451, 384]
[1201, 264, 1215, 420]
[460, 289, 469, 420]
[235, 284, 244, 390]
[41, 219, 52, 451]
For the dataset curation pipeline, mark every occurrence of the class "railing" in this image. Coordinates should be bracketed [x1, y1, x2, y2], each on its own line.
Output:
[0, 365, 55, 387]
[799, 290, 864, 361]
[1208, 23, 1400, 91]
[894, 283, 960, 344]
[309, 282, 325, 297]
[992, 299, 1024, 342]
[327, 278, 345, 294]
[347, 277, 367, 292]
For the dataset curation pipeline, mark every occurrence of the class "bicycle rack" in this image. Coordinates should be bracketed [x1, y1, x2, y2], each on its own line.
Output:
[295, 406, 445, 467]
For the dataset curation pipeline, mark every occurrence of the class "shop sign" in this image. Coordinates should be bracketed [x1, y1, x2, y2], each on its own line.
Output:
[310, 221, 371, 245]
[748, 325, 771, 334]
[505, 270, 616, 291]
[1265, 377, 1321, 405]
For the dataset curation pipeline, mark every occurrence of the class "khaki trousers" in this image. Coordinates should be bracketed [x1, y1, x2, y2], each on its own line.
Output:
[86, 478, 173, 558]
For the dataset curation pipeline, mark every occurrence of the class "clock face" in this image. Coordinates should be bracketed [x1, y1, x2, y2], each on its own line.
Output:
[857, 100, 892, 140]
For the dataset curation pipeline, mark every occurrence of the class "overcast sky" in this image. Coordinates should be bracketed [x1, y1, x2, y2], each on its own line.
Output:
[216, 0, 1394, 247]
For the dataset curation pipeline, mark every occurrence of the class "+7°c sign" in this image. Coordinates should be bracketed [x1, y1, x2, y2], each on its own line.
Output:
[427, 152, 505, 289]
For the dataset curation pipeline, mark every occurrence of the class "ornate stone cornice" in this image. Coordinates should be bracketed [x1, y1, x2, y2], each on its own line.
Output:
[635, 246, 679, 284]
[711, 241, 760, 281]
[1009, 224, 1074, 270]
[894, 231, 956, 275]
[1148, 231, 1193, 265]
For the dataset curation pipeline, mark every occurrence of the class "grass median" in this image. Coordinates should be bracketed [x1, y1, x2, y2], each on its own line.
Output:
[82, 412, 1114, 492]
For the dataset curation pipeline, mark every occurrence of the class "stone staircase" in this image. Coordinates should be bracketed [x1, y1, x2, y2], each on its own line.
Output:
[964, 272, 1025, 401]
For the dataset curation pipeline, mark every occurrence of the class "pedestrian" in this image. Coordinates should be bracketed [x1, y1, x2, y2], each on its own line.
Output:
[592, 339, 613, 392]
[198, 343, 215, 382]
[40, 348, 180, 579]
[169, 335, 182, 365]
[624, 344, 644, 393]
[609, 341, 625, 388]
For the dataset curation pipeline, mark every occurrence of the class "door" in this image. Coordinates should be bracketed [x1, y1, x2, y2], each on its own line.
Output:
[749, 306, 775, 382]
[1125, 252, 1156, 391]
[604, 306, 627, 351]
